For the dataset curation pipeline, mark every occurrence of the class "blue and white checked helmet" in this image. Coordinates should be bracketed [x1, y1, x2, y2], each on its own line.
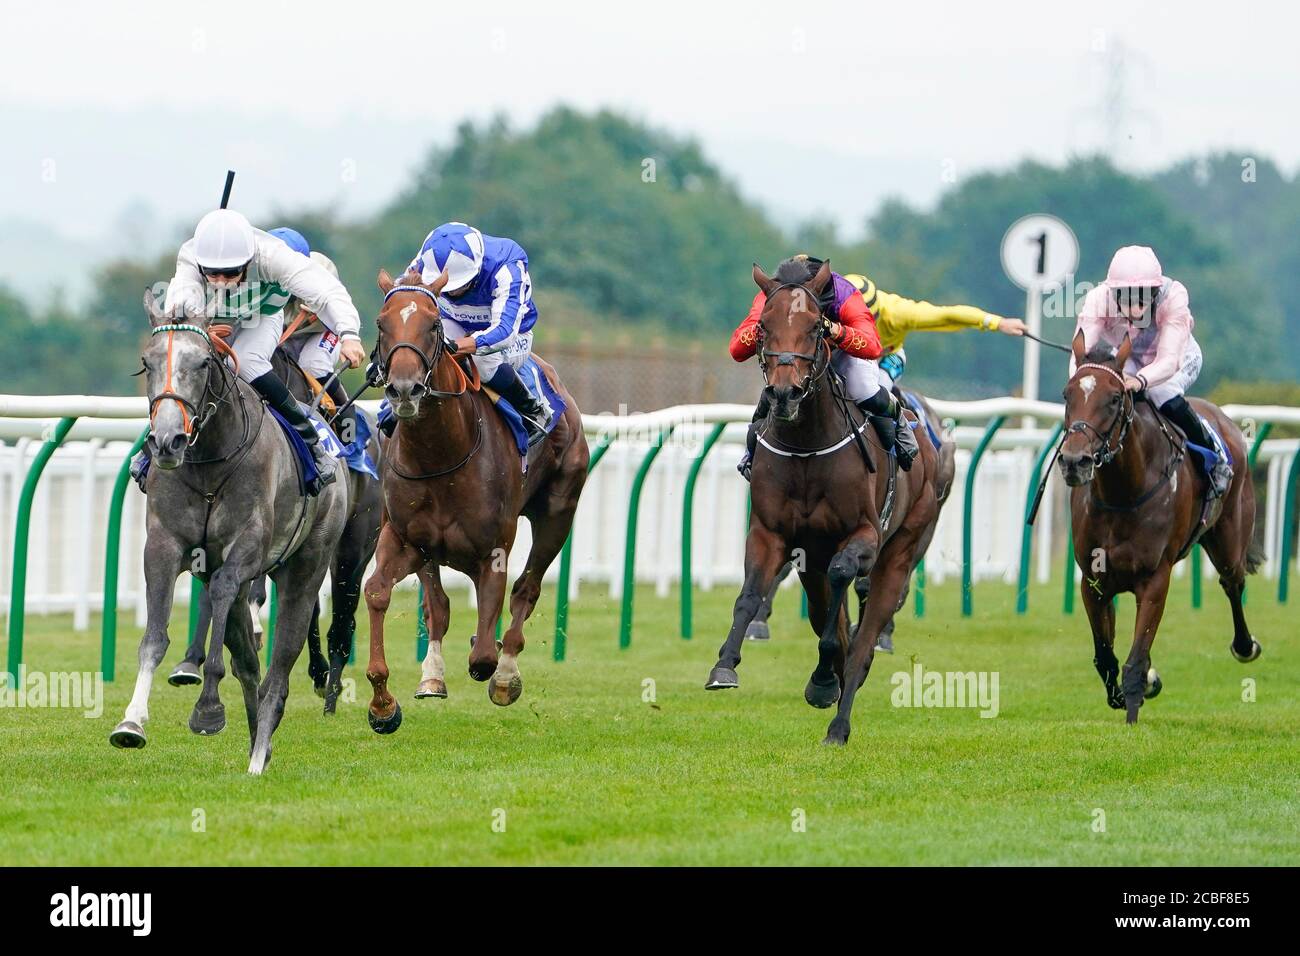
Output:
[422, 222, 485, 292]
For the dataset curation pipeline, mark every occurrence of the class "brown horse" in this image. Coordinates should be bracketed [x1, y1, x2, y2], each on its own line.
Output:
[705, 260, 946, 746]
[1059, 331, 1263, 724]
[361, 268, 589, 731]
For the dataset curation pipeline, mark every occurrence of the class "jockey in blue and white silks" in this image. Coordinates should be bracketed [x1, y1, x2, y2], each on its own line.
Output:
[406, 222, 550, 443]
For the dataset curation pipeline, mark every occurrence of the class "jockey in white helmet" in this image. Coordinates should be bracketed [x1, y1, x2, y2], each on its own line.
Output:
[132, 210, 366, 491]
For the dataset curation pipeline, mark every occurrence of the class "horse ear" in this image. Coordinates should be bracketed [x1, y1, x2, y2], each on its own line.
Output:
[809, 259, 832, 295]
[429, 267, 449, 296]
[377, 269, 394, 294]
[1071, 328, 1087, 365]
[143, 287, 167, 327]
[752, 263, 776, 295]
[1115, 334, 1132, 369]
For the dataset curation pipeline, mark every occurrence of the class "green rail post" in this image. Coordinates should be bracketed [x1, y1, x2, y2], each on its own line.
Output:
[187, 576, 203, 647]
[914, 558, 927, 617]
[619, 425, 674, 649]
[961, 415, 1005, 617]
[1016, 421, 1064, 615]
[1191, 546, 1203, 608]
[100, 427, 150, 681]
[5, 417, 77, 683]
[265, 583, 279, 665]
[1063, 521, 1075, 614]
[1240, 423, 1271, 608]
[1277, 445, 1300, 604]
[800, 588, 809, 620]
[416, 583, 428, 661]
[680, 422, 728, 640]
[553, 434, 614, 661]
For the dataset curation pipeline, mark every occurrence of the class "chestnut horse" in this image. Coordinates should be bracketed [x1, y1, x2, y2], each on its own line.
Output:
[361, 268, 588, 732]
[1059, 331, 1263, 723]
[705, 261, 945, 746]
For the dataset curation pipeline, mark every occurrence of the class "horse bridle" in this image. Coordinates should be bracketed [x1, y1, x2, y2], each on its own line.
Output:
[373, 285, 470, 399]
[143, 323, 243, 453]
[756, 281, 833, 393]
[1065, 362, 1134, 467]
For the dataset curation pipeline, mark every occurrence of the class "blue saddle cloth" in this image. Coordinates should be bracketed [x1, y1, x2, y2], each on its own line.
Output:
[1185, 415, 1233, 481]
[493, 357, 568, 458]
[900, 390, 942, 449]
[340, 408, 379, 480]
[377, 357, 567, 460]
[266, 405, 344, 489]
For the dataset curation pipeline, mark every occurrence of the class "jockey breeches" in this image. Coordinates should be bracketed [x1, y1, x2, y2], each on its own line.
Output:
[831, 351, 889, 403]
[1129, 336, 1202, 407]
[226, 312, 284, 383]
[443, 317, 533, 378]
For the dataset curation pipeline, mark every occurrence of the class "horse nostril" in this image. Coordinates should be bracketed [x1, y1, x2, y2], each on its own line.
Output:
[168, 433, 188, 454]
[409, 382, 427, 399]
[384, 384, 401, 402]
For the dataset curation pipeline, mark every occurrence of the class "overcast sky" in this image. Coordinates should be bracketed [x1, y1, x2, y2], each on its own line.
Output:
[1, 0, 1295, 259]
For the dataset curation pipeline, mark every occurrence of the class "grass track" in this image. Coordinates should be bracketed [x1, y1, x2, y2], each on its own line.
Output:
[1, 577, 1296, 865]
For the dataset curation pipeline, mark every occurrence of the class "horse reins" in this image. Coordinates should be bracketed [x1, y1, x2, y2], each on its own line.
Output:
[754, 281, 876, 471]
[376, 284, 486, 480]
[1027, 362, 1186, 524]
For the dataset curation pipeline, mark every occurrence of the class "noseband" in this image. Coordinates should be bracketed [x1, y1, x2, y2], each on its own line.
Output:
[757, 282, 833, 393]
[145, 323, 232, 447]
[373, 285, 474, 399]
[1066, 362, 1134, 467]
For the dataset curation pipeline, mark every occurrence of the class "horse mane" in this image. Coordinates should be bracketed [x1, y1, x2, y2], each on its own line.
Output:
[1082, 342, 1120, 366]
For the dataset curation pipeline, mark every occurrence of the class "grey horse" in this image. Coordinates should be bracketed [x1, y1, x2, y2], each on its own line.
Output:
[109, 291, 348, 774]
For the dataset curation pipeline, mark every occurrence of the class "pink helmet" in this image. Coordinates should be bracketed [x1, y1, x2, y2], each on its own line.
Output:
[1104, 245, 1164, 288]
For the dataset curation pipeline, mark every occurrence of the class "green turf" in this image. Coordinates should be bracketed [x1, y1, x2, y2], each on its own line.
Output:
[1, 576, 1296, 865]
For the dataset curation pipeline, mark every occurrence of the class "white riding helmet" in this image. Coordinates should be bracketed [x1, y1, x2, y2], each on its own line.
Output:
[309, 250, 339, 279]
[193, 209, 257, 271]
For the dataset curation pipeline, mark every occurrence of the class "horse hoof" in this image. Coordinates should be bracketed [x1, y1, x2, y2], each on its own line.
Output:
[744, 621, 770, 642]
[1107, 691, 1125, 710]
[467, 660, 497, 682]
[167, 662, 201, 687]
[415, 678, 448, 699]
[188, 706, 226, 736]
[875, 631, 895, 655]
[1230, 638, 1262, 663]
[367, 702, 403, 735]
[804, 676, 841, 709]
[1144, 669, 1163, 699]
[822, 718, 850, 746]
[704, 666, 739, 690]
[109, 721, 147, 749]
[312, 681, 327, 700]
[488, 675, 523, 707]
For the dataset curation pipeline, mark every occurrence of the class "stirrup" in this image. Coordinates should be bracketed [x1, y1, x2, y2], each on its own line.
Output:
[737, 451, 753, 482]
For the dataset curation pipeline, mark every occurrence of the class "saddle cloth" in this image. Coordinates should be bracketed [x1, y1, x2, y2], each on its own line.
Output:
[266, 404, 344, 490]
[1183, 414, 1234, 481]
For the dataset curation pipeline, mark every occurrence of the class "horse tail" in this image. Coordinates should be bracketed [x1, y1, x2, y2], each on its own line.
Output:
[1245, 536, 1266, 576]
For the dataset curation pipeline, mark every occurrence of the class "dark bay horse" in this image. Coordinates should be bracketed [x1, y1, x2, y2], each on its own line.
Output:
[742, 391, 955, 652]
[168, 349, 383, 714]
[361, 268, 589, 731]
[111, 292, 348, 773]
[706, 261, 947, 746]
[1059, 331, 1263, 723]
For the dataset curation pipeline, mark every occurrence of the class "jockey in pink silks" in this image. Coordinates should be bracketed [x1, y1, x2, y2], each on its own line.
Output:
[1069, 245, 1232, 497]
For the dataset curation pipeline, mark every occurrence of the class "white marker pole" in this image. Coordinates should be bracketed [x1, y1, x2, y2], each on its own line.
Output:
[1022, 282, 1042, 429]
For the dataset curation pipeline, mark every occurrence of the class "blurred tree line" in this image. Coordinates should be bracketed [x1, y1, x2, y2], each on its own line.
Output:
[1, 109, 1295, 399]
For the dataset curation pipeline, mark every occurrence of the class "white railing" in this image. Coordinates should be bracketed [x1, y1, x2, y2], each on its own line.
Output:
[1, 395, 1297, 628]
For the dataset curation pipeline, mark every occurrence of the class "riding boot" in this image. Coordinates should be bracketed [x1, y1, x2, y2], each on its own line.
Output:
[488, 365, 550, 447]
[858, 391, 917, 471]
[129, 449, 150, 492]
[737, 391, 772, 482]
[250, 370, 337, 494]
[1161, 395, 1232, 497]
